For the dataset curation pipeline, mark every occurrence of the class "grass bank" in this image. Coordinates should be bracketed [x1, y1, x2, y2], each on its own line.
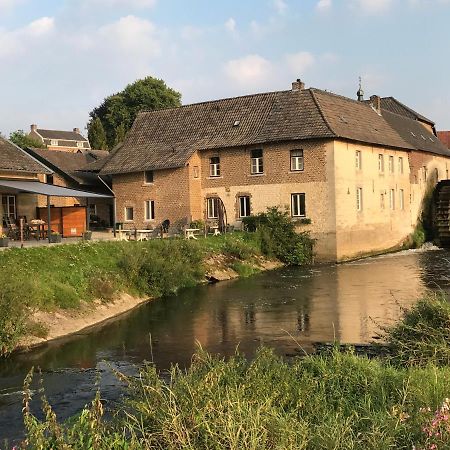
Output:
[16, 294, 450, 449]
[0, 209, 314, 356]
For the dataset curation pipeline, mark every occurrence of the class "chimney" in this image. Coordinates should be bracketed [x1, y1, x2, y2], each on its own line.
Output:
[73, 127, 80, 134]
[370, 95, 381, 114]
[30, 124, 37, 132]
[292, 78, 305, 91]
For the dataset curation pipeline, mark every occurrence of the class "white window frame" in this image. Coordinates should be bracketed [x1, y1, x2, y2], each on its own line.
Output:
[238, 196, 251, 218]
[51, 139, 58, 146]
[389, 156, 394, 173]
[355, 150, 362, 170]
[399, 189, 404, 210]
[77, 141, 84, 149]
[398, 157, 404, 174]
[389, 189, 395, 210]
[291, 193, 306, 218]
[290, 150, 304, 171]
[251, 149, 264, 175]
[356, 187, 363, 212]
[209, 157, 220, 177]
[124, 206, 134, 222]
[207, 197, 219, 219]
[378, 154, 384, 172]
[144, 200, 155, 221]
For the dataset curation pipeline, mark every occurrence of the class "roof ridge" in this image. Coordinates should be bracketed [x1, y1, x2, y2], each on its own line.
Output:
[309, 89, 337, 136]
[382, 97, 434, 125]
[138, 89, 290, 116]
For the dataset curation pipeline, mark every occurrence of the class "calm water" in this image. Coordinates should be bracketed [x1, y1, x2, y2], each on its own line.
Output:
[1, 248, 450, 442]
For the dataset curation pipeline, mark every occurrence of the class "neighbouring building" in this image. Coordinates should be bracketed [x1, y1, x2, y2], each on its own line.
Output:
[98, 80, 450, 262]
[438, 131, 450, 149]
[28, 125, 91, 152]
[23, 147, 113, 227]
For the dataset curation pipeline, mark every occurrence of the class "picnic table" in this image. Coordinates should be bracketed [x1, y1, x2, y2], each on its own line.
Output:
[185, 228, 200, 240]
[135, 229, 154, 241]
[116, 229, 131, 241]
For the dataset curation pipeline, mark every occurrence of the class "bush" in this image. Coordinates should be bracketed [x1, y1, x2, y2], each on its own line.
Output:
[244, 207, 314, 265]
[380, 293, 450, 367]
[412, 223, 426, 248]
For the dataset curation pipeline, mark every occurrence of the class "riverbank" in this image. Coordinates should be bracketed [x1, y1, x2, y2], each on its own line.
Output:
[0, 232, 292, 356]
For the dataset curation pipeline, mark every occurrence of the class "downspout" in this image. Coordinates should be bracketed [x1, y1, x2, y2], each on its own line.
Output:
[97, 175, 116, 237]
[47, 196, 51, 243]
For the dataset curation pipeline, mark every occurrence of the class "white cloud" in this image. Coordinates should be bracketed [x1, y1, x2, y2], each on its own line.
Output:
[285, 51, 315, 75]
[88, 0, 156, 8]
[180, 25, 204, 41]
[316, 0, 332, 12]
[26, 17, 55, 37]
[0, 0, 21, 13]
[225, 17, 236, 33]
[272, 0, 287, 14]
[350, 0, 393, 14]
[225, 54, 272, 87]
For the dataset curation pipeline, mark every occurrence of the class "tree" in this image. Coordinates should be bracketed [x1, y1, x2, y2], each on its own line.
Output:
[87, 76, 181, 150]
[9, 130, 45, 149]
[88, 117, 108, 150]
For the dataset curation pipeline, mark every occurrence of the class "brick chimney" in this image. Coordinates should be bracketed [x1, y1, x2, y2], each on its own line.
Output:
[370, 95, 381, 114]
[292, 79, 305, 91]
[73, 127, 80, 134]
[30, 124, 37, 132]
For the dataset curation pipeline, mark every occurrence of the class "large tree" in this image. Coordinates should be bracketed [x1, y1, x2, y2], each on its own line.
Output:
[88, 117, 108, 150]
[87, 76, 181, 150]
[9, 130, 45, 149]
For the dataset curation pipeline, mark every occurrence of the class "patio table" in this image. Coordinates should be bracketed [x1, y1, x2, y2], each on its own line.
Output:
[185, 228, 200, 240]
[135, 230, 154, 241]
[116, 229, 131, 241]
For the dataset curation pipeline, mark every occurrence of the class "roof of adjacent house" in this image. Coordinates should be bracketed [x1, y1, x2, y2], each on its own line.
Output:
[438, 131, 450, 149]
[25, 148, 106, 185]
[378, 97, 435, 125]
[99, 87, 440, 175]
[0, 136, 51, 174]
[382, 110, 449, 156]
[36, 129, 88, 142]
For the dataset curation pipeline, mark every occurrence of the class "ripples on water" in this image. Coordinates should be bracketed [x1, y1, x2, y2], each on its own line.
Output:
[1, 248, 450, 442]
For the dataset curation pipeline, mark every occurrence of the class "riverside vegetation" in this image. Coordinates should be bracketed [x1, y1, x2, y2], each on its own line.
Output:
[0, 207, 313, 356]
[12, 294, 450, 449]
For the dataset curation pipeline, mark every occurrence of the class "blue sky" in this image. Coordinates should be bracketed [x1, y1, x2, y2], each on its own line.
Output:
[0, 0, 449, 136]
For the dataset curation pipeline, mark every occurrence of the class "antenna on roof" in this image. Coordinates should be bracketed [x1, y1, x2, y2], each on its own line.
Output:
[357, 76, 364, 102]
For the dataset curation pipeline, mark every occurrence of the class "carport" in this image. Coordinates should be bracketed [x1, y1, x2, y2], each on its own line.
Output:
[0, 180, 114, 243]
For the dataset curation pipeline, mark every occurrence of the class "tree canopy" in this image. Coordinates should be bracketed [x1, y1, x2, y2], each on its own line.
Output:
[87, 76, 181, 150]
[9, 130, 45, 149]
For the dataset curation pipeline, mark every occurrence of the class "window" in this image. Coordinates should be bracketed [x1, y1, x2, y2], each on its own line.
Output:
[89, 204, 97, 217]
[50, 139, 58, 146]
[380, 193, 385, 209]
[145, 200, 155, 221]
[290, 150, 304, 171]
[423, 166, 428, 181]
[378, 154, 384, 172]
[251, 149, 264, 174]
[207, 197, 219, 219]
[124, 207, 134, 222]
[356, 188, 363, 212]
[435, 168, 439, 180]
[398, 157, 404, 174]
[209, 157, 220, 177]
[45, 174, 54, 185]
[77, 142, 84, 148]
[389, 156, 394, 173]
[355, 151, 362, 170]
[399, 189, 404, 210]
[144, 170, 154, 184]
[238, 196, 251, 218]
[1, 195, 16, 220]
[193, 166, 199, 178]
[389, 189, 395, 210]
[291, 193, 306, 217]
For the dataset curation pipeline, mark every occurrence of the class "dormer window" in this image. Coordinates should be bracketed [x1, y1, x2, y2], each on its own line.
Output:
[77, 142, 84, 148]
[51, 140, 58, 146]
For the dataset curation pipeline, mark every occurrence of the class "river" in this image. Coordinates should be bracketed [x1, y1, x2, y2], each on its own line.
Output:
[1, 248, 450, 442]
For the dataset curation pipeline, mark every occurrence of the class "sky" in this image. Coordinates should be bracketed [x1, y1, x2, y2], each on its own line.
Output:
[0, 0, 450, 136]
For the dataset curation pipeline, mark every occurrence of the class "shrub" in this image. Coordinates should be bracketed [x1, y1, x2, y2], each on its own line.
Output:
[412, 223, 426, 248]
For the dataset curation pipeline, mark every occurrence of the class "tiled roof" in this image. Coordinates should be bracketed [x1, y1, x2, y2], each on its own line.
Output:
[378, 97, 434, 125]
[37, 129, 88, 142]
[25, 148, 101, 185]
[100, 88, 435, 175]
[0, 137, 51, 174]
[382, 111, 450, 157]
[438, 131, 450, 149]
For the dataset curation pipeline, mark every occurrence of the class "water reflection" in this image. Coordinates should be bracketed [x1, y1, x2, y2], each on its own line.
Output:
[1, 248, 449, 441]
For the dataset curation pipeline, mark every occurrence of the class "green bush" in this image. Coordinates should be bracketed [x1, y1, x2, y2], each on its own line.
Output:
[412, 223, 426, 248]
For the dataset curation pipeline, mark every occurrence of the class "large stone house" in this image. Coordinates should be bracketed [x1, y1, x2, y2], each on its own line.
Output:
[28, 125, 90, 152]
[99, 81, 450, 261]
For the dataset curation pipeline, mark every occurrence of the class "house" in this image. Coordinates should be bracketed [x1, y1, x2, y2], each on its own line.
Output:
[23, 147, 113, 227]
[28, 125, 90, 152]
[99, 80, 450, 262]
[438, 131, 450, 149]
